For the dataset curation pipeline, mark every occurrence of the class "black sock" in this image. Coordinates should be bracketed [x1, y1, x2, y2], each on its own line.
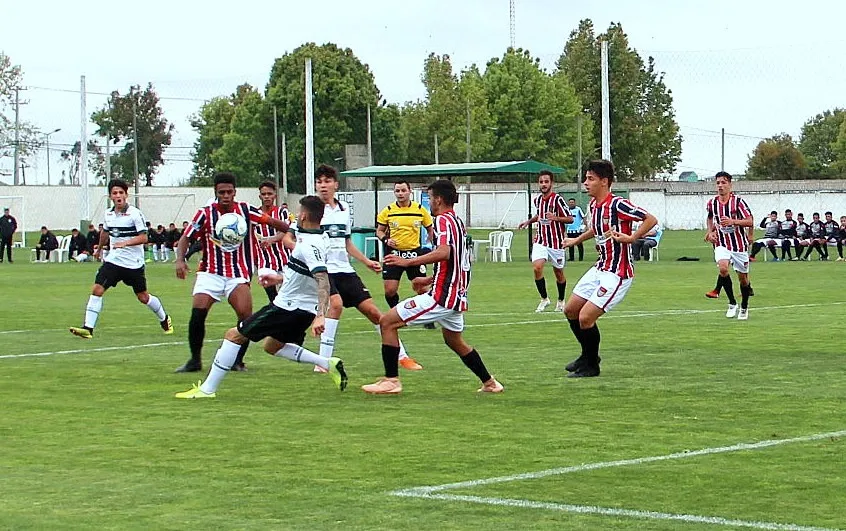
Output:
[822, 243, 829, 258]
[567, 318, 585, 352]
[381, 344, 400, 378]
[740, 283, 751, 310]
[556, 281, 567, 301]
[714, 275, 724, 293]
[567, 246, 574, 262]
[264, 286, 277, 304]
[838, 242, 844, 258]
[723, 276, 736, 305]
[576, 243, 583, 261]
[459, 349, 492, 383]
[386, 293, 400, 308]
[188, 308, 209, 363]
[804, 245, 814, 259]
[234, 342, 249, 366]
[535, 278, 548, 299]
[580, 325, 601, 365]
[767, 245, 778, 259]
[750, 242, 760, 257]
[795, 242, 802, 257]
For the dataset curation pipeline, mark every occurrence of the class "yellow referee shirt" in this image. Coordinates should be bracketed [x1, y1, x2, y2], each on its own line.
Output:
[376, 201, 434, 251]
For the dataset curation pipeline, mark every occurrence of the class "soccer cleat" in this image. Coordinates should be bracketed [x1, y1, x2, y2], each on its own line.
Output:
[399, 357, 423, 371]
[837, 257, 844, 262]
[555, 300, 566, 312]
[69, 326, 93, 339]
[313, 364, 329, 373]
[230, 362, 247, 372]
[160, 315, 174, 335]
[568, 366, 601, 378]
[174, 360, 202, 373]
[565, 356, 585, 372]
[361, 377, 402, 395]
[175, 381, 215, 399]
[726, 304, 738, 318]
[535, 298, 551, 313]
[704, 290, 720, 299]
[737, 308, 749, 320]
[478, 378, 504, 393]
[327, 357, 348, 391]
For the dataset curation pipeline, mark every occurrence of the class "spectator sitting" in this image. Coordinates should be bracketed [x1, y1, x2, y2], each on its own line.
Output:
[166, 222, 181, 261]
[68, 228, 89, 260]
[151, 224, 168, 262]
[631, 223, 663, 261]
[85, 224, 100, 254]
[34, 226, 59, 262]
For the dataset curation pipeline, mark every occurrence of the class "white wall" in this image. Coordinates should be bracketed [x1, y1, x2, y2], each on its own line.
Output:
[5, 185, 846, 232]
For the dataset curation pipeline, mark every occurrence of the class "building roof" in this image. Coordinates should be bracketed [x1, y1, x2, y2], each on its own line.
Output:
[340, 160, 566, 178]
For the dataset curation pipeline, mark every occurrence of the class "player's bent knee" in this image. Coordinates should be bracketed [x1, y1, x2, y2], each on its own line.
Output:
[224, 327, 245, 343]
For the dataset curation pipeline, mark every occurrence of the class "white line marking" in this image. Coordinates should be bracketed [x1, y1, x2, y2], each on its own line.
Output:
[393, 429, 846, 496]
[4, 301, 846, 359]
[0, 322, 237, 335]
[392, 429, 846, 530]
[403, 494, 841, 531]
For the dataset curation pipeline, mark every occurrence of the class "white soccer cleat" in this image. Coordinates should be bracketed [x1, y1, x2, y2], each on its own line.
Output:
[555, 300, 565, 312]
[726, 304, 738, 318]
[737, 308, 749, 320]
[535, 299, 551, 313]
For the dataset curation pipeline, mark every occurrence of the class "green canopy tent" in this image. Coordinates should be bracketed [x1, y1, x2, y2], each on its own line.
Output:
[340, 160, 567, 257]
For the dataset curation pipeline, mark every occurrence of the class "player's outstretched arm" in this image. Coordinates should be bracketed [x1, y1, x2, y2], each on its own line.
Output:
[174, 234, 190, 279]
[565, 229, 595, 248]
[345, 238, 381, 272]
[518, 215, 539, 229]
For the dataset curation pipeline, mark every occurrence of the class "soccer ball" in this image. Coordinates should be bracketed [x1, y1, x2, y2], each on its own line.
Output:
[214, 212, 248, 247]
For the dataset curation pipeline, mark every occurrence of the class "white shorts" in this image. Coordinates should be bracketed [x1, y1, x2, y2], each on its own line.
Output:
[714, 246, 750, 273]
[571, 267, 632, 313]
[531, 243, 566, 269]
[193, 272, 250, 301]
[395, 293, 465, 332]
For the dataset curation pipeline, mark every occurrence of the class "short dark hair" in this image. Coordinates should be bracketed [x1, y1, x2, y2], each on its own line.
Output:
[813, 212, 820, 217]
[798, 213, 804, 217]
[157, 225, 164, 230]
[585, 160, 615, 183]
[299, 195, 324, 222]
[259, 180, 277, 191]
[568, 197, 577, 202]
[427, 179, 459, 206]
[41, 225, 47, 230]
[169, 223, 176, 227]
[785, 209, 792, 214]
[214, 172, 237, 189]
[107, 178, 129, 193]
[714, 171, 733, 181]
[538, 170, 554, 180]
[825, 211, 833, 216]
[72, 228, 79, 233]
[393, 180, 411, 189]
[770, 210, 778, 215]
[316, 164, 338, 181]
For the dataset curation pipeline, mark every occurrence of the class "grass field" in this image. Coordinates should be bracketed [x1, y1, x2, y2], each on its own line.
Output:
[1, 230, 844, 530]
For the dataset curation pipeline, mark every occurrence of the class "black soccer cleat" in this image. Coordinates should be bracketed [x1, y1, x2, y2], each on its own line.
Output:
[567, 366, 600, 378]
[174, 359, 202, 373]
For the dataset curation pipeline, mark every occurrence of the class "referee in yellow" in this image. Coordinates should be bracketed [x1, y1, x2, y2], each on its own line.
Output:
[376, 180, 435, 313]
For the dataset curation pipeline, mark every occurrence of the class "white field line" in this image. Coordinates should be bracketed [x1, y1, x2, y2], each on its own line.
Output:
[392, 429, 846, 531]
[3, 301, 846, 360]
[405, 494, 841, 531]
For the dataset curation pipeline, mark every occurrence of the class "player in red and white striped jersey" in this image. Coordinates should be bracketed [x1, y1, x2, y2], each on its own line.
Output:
[173, 172, 289, 373]
[704, 171, 754, 321]
[563, 160, 658, 378]
[362, 179, 503, 395]
[254, 181, 290, 303]
[518, 171, 573, 313]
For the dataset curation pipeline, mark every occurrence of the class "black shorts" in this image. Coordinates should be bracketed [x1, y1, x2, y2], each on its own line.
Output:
[237, 304, 314, 345]
[329, 272, 372, 308]
[382, 247, 428, 281]
[567, 231, 582, 239]
[95, 262, 147, 294]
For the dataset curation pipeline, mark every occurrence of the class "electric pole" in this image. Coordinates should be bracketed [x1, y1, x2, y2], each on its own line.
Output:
[13, 88, 20, 185]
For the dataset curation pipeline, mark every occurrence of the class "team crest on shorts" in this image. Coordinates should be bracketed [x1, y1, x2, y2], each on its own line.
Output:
[597, 286, 608, 297]
[404, 300, 417, 309]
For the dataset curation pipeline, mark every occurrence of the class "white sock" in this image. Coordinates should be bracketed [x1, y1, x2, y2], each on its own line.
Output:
[275, 344, 328, 369]
[200, 339, 240, 394]
[375, 324, 408, 360]
[319, 318, 339, 358]
[163, 248, 170, 261]
[84, 295, 103, 329]
[146, 295, 167, 321]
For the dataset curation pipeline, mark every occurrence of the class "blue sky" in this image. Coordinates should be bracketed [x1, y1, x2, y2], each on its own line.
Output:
[3, 0, 845, 185]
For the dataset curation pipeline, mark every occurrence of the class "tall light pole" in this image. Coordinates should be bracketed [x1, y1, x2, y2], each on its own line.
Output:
[44, 128, 61, 186]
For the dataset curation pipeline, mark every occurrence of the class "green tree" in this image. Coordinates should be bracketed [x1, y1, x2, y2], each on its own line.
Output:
[557, 20, 682, 180]
[798, 109, 846, 179]
[91, 83, 174, 186]
[831, 120, 846, 176]
[0, 53, 41, 174]
[371, 102, 404, 165]
[746, 134, 807, 180]
[266, 43, 380, 192]
[60, 140, 107, 185]
[483, 49, 588, 174]
[210, 85, 273, 187]
[458, 64, 495, 163]
[399, 101, 433, 165]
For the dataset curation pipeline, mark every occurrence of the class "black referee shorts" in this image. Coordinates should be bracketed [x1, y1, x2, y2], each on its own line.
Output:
[95, 262, 147, 294]
[237, 304, 315, 345]
[329, 272, 372, 308]
[382, 247, 428, 281]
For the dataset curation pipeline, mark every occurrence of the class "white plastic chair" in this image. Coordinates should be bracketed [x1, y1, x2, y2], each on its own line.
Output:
[490, 231, 514, 262]
[54, 235, 72, 263]
[477, 231, 502, 262]
[648, 239, 660, 262]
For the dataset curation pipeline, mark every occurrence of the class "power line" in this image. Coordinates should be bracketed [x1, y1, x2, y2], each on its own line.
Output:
[26, 85, 211, 102]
